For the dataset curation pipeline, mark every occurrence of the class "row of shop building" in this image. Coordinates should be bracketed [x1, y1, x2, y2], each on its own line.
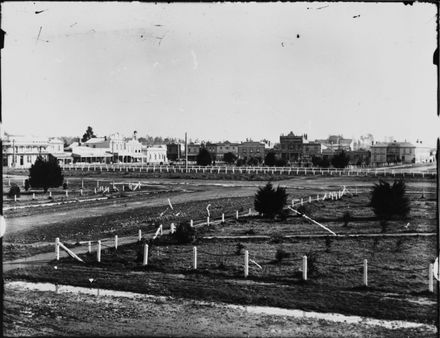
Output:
[2, 131, 436, 169]
[2, 132, 168, 168]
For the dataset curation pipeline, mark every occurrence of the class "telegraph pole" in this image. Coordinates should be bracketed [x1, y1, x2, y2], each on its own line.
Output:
[185, 132, 188, 171]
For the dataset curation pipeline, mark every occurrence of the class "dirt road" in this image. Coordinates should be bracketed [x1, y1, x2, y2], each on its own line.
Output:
[4, 282, 436, 337]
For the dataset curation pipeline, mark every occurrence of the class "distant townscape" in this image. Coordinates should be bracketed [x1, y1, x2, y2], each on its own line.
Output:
[2, 128, 436, 169]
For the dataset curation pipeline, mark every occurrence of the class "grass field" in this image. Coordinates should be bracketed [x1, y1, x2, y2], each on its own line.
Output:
[3, 174, 438, 336]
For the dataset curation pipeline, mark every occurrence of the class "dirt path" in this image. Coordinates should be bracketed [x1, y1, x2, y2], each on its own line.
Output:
[4, 282, 437, 337]
[4, 186, 255, 234]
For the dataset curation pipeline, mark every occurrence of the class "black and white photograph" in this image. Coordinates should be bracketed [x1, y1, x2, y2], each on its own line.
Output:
[1, 1, 439, 337]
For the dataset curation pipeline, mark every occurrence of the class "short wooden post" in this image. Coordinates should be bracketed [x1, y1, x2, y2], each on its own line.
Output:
[429, 263, 434, 292]
[80, 189, 83, 196]
[138, 229, 142, 241]
[207, 217, 210, 225]
[190, 219, 194, 227]
[363, 259, 368, 286]
[143, 244, 149, 266]
[236, 210, 239, 220]
[308, 196, 312, 203]
[193, 246, 197, 270]
[300, 198, 303, 206]
[221, 213, 225, 223]
[14, 195, 17, 202]
[114, 235, 118, 249]
[88, 241, 92, 253]
[94, 188, 97, 194]
[55, 237, 60, 260]
[302, 255, 307, 280]
[249, 208, 252, 215]
[81, 179, 84, 188]
[65, 190, 68, 197]
[97, 240, 101, 262]
[32, 193, 36, 200]
[244, 250, 249, 278]
[49, 191, 52, 197]
[159, 224, 163, 235]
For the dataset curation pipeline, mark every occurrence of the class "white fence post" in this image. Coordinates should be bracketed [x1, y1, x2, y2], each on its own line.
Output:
[193, 246, 198, 270]
[207, 217, 210, 225]
[55, 237, 60, 260]
[49, 191, 52, 198]
[363, 259, 368, 286]
[236, 210, 239, 220]
[249, 208, 252, 215]
[65, 190, 68, 197]
[88, 241, 92, 254]
[14, 195, 17, 202]
[302, 255, 307, 281]
[97, 240, 101, 262]
[300, 198, 303, 206]
[114, 235, 118, 249]
[143, 244, 149, 266]
[308, 196, 312, 203]
[190, 219, 194, 227]
[138, 229, 142, 241]
[32, 193, 36, 200]
[222, 213, 225, 223]
[244, 250, 249, 278]
[80, 189, 83, 196]
[159, 224, 163, 235]
[429, 263, 434, 292]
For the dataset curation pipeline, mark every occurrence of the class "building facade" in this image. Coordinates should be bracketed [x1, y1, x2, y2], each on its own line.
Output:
[238, 141, 265, 160]
[2, 134, 71, 168]
[279, 132, 305, 162]
[187, 143, 201, 162]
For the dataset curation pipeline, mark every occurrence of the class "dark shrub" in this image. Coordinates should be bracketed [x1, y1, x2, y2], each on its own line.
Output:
[369, 179, 410, 232]
[254, 182, 288, 218]
[342, 211, 351, 227]
[8, 185, 20, 198]
[29, 156, 64, 192]
[275, 248, 290, 263]
[24, 179, 30, 191]
[173, 222, 195, 244]
[235, 243, 245, 255]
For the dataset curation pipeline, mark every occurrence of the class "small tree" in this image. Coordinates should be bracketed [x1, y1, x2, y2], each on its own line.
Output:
[247, 157, 260, 166]
[369, 179, 410, 232]
[331, 151, 350, 168]
[196, 148, 212, 166]
[173, 222, 195, 244]
[311, 156, 321, 167]
[24, 179, 30, 191]
[8, 185, 20, 198]
[29, 156, 64, 193]
[275, 158, 287, 167]
[264, 152, 277, 166]
[223, 152, 237, 164]
[254, 182, 288, 218]
[81, 126, 96, 143]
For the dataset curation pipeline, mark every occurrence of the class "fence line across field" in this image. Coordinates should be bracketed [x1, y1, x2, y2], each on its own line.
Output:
[59, 163, 436, 179]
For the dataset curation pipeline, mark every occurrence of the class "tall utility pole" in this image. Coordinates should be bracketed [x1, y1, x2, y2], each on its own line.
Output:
[185, 132, 188, 171]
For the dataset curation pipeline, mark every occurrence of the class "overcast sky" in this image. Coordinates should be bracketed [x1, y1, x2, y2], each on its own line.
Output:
[2, 2, 438, 145]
